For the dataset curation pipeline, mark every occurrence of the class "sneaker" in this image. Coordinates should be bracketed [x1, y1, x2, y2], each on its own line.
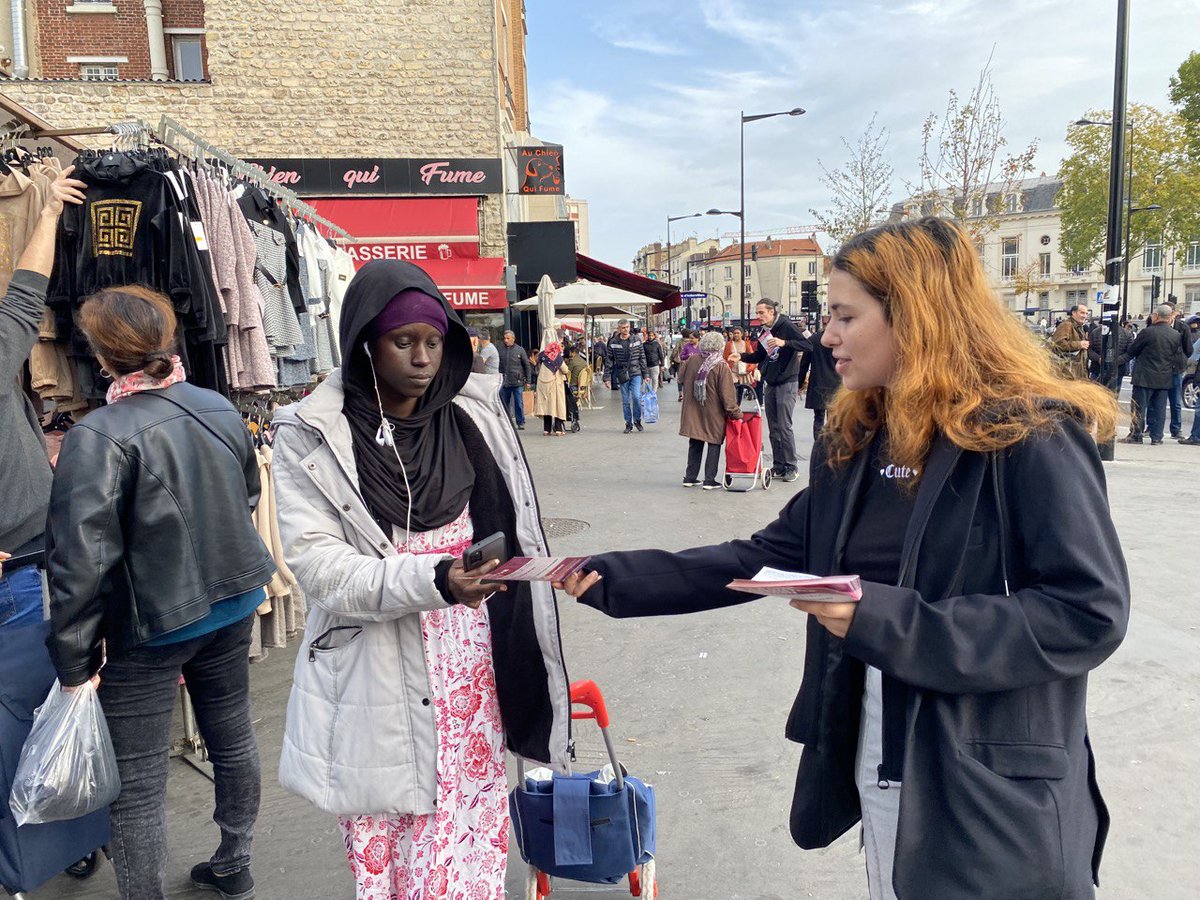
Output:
[635, 421, 644, 432]
[682, 479, 701, 487]
[1179, 437, 1200, 445]
[516, 424, 525, 431]
[191, 863, 255, 900]
[1119, 436, 1142, 444]
[1170, 431, 1182, 438]
[624, 424, 633, 434]
[702, 481, 721, 490]
[1150, 439, 1163, 445]
[781, 469, 800, 483]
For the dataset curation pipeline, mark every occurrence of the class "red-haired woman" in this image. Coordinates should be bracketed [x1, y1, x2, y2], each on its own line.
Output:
[558, 218, 1128, 899]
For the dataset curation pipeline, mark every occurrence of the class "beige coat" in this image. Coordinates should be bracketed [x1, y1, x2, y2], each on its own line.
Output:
[533, 360, 568, 420]
[679, 353, 740, 445]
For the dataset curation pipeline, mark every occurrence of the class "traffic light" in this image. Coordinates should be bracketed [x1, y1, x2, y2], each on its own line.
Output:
[1151, 275, 1162, 301]
[699, 306, 709, 320]
[751, 244, 758, 261]
[800, 280, 818, 311]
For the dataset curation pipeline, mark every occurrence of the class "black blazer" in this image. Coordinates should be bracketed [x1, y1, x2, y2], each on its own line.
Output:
[46, 383, 276, 684]
[579, 414, 1129, 898]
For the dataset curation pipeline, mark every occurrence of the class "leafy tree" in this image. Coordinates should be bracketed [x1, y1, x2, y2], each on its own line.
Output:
[810, 114, 894, 250]
[1057, 103, 1200, 274]
[1169, 50, 1200, 155]
[1011, 259, 1044, 310]
[909, 60, 1038, 242]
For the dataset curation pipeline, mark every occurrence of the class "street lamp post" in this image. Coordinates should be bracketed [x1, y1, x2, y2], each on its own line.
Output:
[1124, 203, 1162, 321]
[706, 207, 743, 323]
[667, 212, 702, 328]
[739, 107, 805, 326]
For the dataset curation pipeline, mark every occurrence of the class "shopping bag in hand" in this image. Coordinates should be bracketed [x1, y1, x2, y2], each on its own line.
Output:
[640, 389, 659, 424]
[8, 680, 120, 826]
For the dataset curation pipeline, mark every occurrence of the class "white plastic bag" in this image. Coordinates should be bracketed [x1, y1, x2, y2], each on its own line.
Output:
[8, 680, 120, 826]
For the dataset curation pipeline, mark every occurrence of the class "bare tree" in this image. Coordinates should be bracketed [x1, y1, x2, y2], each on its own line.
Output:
[810, 114, 894, 250]
[910, 57, 1038, 242]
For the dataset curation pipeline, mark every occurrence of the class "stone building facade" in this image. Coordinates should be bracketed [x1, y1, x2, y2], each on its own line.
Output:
[2, 0, 522, 261]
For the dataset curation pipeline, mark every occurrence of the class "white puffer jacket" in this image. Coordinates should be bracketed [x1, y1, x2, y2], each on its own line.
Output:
[272, 370, 571, 816]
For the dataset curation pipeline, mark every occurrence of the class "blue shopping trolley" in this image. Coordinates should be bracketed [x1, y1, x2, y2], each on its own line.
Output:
[510, 680, 657, 899]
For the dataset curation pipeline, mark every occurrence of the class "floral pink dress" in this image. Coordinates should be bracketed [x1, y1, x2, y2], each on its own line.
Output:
[338, 506, 510, 900]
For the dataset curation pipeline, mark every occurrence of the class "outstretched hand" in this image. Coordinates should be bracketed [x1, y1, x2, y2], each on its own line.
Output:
[42, 165, 88, 219]
[553, 569, 602, 598]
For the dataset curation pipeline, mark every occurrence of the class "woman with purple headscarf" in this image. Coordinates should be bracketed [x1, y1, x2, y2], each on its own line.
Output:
[678, 331, 742, 489]
[272, 260, 571, 899]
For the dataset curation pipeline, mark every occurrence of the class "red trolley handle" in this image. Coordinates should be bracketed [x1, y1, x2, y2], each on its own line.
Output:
[570, 679, 610, 729]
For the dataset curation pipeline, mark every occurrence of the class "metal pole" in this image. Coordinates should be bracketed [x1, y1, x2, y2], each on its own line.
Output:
[740, 111, 747, 327]
[1121, 122, 1134, 326]
[1101, 0, 1130, 461]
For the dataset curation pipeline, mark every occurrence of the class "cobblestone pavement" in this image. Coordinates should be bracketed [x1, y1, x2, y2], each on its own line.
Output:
[37, 381, 1200, 899]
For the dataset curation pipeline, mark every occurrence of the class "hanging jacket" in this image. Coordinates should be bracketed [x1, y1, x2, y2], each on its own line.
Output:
[272, 371, 571, 815]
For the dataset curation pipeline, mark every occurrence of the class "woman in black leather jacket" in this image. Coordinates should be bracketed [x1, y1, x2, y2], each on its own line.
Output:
[45, 286, 275, 900]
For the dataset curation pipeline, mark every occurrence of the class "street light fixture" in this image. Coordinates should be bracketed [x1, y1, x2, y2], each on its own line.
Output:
[739, 107, 805, 325]
[666, 212, 703, 328]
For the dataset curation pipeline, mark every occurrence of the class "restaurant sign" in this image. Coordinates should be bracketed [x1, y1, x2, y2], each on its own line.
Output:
[245, 157, 504, 195]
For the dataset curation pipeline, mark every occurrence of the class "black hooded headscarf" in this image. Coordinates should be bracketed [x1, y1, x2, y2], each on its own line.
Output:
[339, 259, 475, 535]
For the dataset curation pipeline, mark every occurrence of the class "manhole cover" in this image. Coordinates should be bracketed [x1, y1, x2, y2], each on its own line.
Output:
[541, 517, 590, 538]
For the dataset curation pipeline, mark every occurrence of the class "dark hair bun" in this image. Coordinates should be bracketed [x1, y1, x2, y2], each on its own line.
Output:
[143, 354, 174, 380]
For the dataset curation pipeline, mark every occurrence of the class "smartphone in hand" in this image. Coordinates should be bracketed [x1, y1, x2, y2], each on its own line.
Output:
[463, 531, 507, 571]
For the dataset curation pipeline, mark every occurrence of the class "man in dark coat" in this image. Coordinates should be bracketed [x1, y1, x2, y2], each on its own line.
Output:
[604, 319, 650, 433]
[734, 298, 812, 481]
[1087, 321, 1133, 391]
[1124, 304, 1186, 444]
[498, 330, 532, 430]
[796, 331, 842, 439]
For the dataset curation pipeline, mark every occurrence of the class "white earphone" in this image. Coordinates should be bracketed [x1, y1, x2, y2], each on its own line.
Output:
[364, 341, 413, 545]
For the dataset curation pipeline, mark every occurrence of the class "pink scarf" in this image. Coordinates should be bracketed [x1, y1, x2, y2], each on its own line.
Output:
[106, 356, 187, 404]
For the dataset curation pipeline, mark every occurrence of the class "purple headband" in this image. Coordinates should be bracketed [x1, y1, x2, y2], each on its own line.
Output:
[363, 289, 448, 342]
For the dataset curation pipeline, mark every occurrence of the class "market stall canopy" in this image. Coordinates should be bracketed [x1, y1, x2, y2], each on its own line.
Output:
[512, 280, 645, 318]
[575, 253, 681, 315]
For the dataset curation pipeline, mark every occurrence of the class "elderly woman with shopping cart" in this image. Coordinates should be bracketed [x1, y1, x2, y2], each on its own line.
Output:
[678, 331, 742, 489]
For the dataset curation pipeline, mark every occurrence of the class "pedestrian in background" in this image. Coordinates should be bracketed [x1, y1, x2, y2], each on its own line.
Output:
[604, 318, 649, 433]
[0, 168, 84, 631]
[534, 339, 569, 435]
[679, 331, 742, 489]
[272, 260, 570, 900]
[644, 328, 666, 390]
[723, 325, 761, 403]
[1050, 303, 1090, 379]
[1088, 319, 1132, 391]
[796, 324, 841, 439]
[559, 217, 1127, 900]
[1124, 304, 1187, 445]
[730, 298, 811, 482]
[467, 327, 487, 374]
[477, 327, 500, 375]
[47, 286, 276, 900]
[1166, 305, 1194, 438]
[670, 328, 691, 399]
[498, 329, 531, 430]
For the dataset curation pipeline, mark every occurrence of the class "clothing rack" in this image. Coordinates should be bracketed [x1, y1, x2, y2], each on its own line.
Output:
[155, 116, 355, 242]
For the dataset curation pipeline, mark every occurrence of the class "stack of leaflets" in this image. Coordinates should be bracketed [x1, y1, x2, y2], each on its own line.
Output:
[726, 566, 863, 603]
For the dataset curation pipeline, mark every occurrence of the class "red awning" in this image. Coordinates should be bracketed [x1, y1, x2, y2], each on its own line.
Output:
[309, 197, 480, 239]
[310, 197, 507, 310]
[575, 253, 681, 315]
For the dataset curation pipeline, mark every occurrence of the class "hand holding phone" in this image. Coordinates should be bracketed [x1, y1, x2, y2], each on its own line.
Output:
[463, 532, 507, 571]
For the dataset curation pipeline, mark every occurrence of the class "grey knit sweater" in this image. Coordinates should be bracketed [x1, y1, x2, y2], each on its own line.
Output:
[0, 270, 53, 555]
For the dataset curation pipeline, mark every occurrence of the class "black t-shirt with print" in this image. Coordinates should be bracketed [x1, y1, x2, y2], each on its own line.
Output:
[841, 431, 918, 586]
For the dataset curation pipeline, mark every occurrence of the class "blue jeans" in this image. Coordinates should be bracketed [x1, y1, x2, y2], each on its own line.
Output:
[1189, 406, 1200, 441]
[499, 385, 525, 426]
[1170, 373, 1183, 435]
[0, 564, 43, 630]
[619, 376, 644, 425]
[1131, 386, 1168, 441]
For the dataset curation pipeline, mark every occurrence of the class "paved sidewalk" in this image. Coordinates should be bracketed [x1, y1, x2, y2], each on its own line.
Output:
[39, 382, 1200, 899]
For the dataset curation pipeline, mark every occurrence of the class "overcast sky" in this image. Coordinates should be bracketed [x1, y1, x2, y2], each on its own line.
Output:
[525, 0, 1197, 268]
